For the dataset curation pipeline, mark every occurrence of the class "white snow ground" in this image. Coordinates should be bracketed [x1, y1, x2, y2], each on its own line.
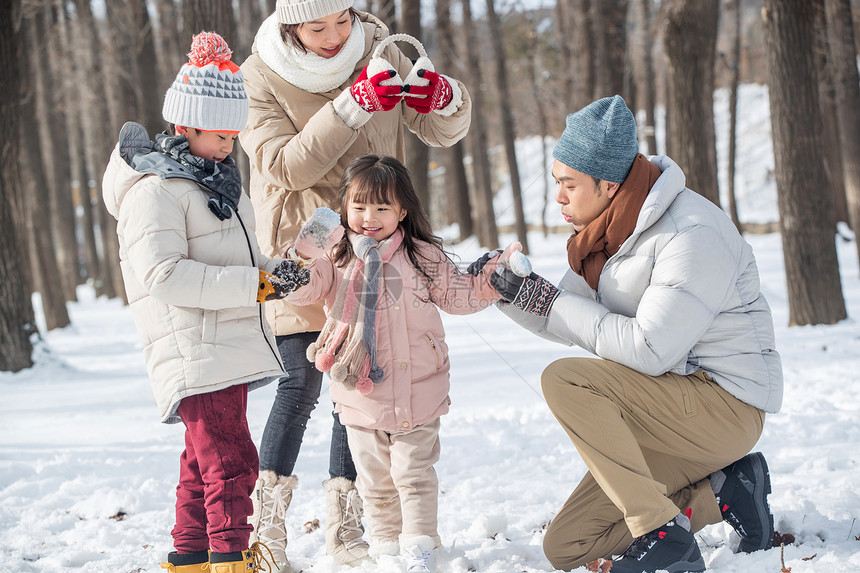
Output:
[3, 84, 860, 572]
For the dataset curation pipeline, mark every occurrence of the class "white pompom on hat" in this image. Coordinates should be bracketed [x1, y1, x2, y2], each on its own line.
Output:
[276, 0, 354, 24]
[162, 32, 248, 133]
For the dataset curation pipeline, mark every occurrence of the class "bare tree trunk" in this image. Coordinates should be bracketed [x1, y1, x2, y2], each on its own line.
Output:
[525, 12, 552, 237]
[591, 0, 629, 101]
[570, 0, 594, 112]
[400, 1, 430, 211]
[39, 5, 78, 301]
[663, 0, 721, 206]
[486, 0, 528, 253]
[434, 0, 472, 240]
[155, 0, 185, 91]
[461, 0, 498, 249]
[55, 0, 100, 293]
[726, 0, 743, 231]
[762, 0, 846, 326]
[1, 0, 37, 372]
[183, 0, 238, 47]
[74, 0, 119, 299]
[623, 3, 637, 115]
[19, 13, 70, 331]
[824, 0, 860, 269]
[79, 163, 104, 296]
[234, 0, 265, 188]
[632, 0, 657, 154]
[662, 64, 672, 157]
[555, 0, 575, 112]
[102, 3, 137, 302]
[236, 0, 264, 63]
[376, 0, 396, 32]
[104, 3, 144, 129]
[813, 1, 843, 230]
[132, 0, 167, 136]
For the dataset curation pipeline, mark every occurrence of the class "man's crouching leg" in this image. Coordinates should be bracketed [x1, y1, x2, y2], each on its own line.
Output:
[540, 357, 637, 569]
[542, 470, 633, 570]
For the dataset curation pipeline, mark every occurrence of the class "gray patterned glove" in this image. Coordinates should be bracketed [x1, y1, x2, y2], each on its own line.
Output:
[490, 268, 559, 317]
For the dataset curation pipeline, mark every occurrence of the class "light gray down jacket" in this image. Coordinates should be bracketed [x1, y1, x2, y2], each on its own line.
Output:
[502, 155, 783, 414]
[102, 122, 285, 423]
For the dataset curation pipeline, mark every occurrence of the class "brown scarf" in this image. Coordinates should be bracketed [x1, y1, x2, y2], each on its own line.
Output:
[566, 154, 661, 290]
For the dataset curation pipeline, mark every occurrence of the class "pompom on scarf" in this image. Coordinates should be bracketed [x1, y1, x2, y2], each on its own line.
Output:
[306, 228, 404, 395]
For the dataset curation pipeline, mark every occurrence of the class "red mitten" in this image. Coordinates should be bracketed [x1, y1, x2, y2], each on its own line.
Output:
[404, 70, 453, 114]
[350, 65, 403, 112]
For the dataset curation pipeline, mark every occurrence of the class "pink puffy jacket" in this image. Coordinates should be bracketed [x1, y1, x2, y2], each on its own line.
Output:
[287, 241, 500, 432]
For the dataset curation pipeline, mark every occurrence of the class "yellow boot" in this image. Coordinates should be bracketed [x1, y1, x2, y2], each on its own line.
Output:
[208, 543, 275, 573]
[160, 550, 208, 572]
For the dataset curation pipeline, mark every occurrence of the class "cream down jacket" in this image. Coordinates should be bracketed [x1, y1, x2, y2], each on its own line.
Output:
[502, 156, 783, 414]
[102, 123, 285, 424]
[240, 11, 472, 336]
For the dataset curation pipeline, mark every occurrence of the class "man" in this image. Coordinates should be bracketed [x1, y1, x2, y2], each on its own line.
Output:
[483, 96, 782, 572]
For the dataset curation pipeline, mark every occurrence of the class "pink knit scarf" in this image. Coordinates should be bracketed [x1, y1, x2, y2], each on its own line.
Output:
[306, 228, 404, 395]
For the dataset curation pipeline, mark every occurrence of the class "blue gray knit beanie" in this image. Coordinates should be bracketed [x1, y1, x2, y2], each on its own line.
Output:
[553, 95, 639, 183]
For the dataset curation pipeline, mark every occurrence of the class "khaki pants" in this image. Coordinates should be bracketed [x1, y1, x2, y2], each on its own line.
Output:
[541, 358, 765, 571]
[345, 418, 442, 547]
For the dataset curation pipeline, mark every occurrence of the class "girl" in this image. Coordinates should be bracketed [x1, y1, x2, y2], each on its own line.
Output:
[239, 1, 471, 569]
[286, 155, 505, 573]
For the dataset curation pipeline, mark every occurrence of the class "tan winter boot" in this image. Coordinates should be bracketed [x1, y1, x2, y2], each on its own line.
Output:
[249, 471, 297, 573]
[323, 477, 370, 565]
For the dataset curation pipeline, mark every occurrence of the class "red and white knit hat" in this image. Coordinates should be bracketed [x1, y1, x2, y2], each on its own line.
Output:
[162, 32, 248, 133]
[276, 0, 353, 25]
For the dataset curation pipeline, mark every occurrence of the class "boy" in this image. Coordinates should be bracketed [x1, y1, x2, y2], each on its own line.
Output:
[102, 32, 307, 573]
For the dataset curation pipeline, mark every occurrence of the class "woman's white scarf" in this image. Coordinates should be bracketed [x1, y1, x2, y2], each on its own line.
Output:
[255, 13, 365, 94]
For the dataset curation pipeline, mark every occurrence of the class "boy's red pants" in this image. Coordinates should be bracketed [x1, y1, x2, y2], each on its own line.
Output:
[172, 384, 259, 554]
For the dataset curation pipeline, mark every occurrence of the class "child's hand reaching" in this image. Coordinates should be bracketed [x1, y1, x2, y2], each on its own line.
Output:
[466, 242, 532, 277]
[293, 207, 344, 261]
[257, 261, 310, 303]
[466, 249, 503, 275]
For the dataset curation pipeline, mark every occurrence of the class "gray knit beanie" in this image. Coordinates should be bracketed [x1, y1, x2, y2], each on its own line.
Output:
[162, 32, 248, 133]
[276, 0, 354, 24]
[553, 95, 639, 183]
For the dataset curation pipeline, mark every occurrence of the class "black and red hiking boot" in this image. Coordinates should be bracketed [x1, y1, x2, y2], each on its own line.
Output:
[714, 451, 775, 553]
[610, 515, 706, 573]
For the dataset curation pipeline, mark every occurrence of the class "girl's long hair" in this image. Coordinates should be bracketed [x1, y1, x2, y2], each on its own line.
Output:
[332, 155, 444, 281]
[279, 8, 359, 53]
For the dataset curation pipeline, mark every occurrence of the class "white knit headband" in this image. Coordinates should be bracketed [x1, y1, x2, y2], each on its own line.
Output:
[276, 0, 354, 25]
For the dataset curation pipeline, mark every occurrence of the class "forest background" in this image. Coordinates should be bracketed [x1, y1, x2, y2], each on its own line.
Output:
[1, 0, 860, 372]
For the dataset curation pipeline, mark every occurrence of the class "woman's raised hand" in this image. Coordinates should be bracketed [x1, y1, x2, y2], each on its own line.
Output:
[403, 70, 453, 114]
[349, 65, 404, 112]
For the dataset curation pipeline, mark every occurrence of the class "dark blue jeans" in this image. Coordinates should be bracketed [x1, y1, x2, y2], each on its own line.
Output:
[258, 332, 357, 481]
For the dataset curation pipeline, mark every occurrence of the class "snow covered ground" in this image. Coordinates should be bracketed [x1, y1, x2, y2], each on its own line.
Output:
[3, 85, 860, 572]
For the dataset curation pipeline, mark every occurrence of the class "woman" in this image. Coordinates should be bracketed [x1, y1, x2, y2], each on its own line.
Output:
[239, 1, 471, 570]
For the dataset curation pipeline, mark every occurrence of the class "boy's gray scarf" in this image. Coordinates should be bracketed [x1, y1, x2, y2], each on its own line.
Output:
[306, 228, 404, 395]
[121, 122, 241, 221]
[153, 133, 242, 221]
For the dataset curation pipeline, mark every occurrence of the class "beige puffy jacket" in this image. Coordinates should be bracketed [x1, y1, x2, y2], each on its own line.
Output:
[240, 11, 472, 336]
[102, 123, 285, 423]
